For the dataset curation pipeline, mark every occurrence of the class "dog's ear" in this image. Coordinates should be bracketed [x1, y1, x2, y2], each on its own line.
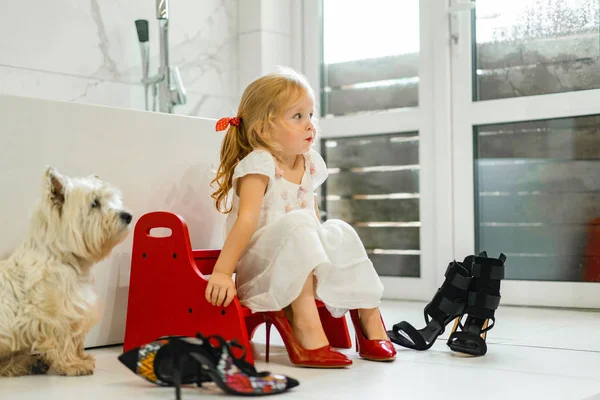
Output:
[44, 166, 66, 207]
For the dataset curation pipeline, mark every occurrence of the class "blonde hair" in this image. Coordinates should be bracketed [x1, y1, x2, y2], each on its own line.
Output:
[211, 68, 316, 214]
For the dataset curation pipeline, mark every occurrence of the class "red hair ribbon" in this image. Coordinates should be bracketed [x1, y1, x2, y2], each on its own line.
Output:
[215, 117, 241, 131]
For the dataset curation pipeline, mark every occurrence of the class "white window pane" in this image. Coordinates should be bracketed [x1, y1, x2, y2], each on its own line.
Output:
[321, 0, 420, 116]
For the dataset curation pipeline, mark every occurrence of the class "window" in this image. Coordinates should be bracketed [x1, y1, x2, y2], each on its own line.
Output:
[474, 0, 600, 100]
[474, 114, 600, 282]
[321, 0, 420, 116]
[322, 133, 421, 277]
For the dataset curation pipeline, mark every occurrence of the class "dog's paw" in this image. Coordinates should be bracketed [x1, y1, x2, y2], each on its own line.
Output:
[79, 352, 96, 362]
[30, 358, 50, 375]
[56, 357, 95, 376]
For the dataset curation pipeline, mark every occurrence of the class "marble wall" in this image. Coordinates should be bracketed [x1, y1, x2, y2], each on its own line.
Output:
[0, 0, 239, 118]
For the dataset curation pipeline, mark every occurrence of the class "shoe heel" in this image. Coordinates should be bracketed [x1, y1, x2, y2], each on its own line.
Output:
[450, 316, 460, 335]
[172, 352, 184, 400]
[481, 319, 489, 341]
[265, 320, 272, 363]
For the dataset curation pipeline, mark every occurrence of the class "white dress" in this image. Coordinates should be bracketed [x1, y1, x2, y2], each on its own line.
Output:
[226, 149, 383, 318]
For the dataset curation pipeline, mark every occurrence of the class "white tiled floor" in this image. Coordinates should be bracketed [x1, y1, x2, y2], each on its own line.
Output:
[2, 300, 600, 400]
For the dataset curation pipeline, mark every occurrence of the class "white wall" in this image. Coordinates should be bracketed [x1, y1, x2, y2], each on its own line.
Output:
[238, 0, 297, 89]
[0, 0, 239, 119]
[0, 95, 226, 347]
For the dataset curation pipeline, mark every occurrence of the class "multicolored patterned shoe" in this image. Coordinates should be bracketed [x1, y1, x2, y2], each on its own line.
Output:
[169, 333, 299, 398]
[118, 336, 210, 387]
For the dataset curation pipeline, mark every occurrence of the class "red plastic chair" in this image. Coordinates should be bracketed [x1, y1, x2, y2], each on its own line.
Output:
[123, 211, 352, 365]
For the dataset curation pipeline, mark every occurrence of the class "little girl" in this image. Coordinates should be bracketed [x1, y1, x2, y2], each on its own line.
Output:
[206, 68, 396, 367]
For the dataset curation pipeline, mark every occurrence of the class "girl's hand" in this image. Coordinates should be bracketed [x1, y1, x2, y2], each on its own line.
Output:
[205, 271, 236, 307]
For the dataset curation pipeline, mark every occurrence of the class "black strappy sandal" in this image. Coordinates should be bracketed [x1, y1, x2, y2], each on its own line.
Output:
[170, 333, 299, 399]
[387, 256, 474, 350]
[447, 252, 506, 356]
[118, 336, 210, 387]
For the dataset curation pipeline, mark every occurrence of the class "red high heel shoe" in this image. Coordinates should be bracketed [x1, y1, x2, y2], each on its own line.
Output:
[349, 309, 396, 362]
[263, 311, 352, 368]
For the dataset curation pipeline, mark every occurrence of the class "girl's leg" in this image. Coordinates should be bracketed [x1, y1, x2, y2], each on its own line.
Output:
[288, 272, 329, 350]
[357, 308, 389, 340]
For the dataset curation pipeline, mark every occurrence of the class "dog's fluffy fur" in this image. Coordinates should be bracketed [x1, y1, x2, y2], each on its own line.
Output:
[0, 167, 131, 376]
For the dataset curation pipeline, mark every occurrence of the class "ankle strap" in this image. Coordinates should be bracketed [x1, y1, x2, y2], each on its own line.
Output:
[445, 264, 472, 289]
[465, 292, 501, 320]
[472, 263, 505, 280]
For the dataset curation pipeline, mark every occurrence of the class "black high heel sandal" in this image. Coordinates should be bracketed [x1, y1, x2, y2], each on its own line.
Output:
[387, 256, 474, 350]
[170, 333, 299, 399]
[447, 252, 506, 356]
[118, 336, 210, 387]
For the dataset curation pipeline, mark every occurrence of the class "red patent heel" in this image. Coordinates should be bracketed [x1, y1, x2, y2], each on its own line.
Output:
[264, 311, 352, 368]
[349, 309, 396, 362]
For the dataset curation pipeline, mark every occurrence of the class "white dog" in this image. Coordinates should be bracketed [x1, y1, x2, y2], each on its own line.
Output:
[0, 167, 131, 376]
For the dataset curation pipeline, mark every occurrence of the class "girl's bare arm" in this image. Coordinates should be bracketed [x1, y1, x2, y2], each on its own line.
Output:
[206, 174, 268, 306]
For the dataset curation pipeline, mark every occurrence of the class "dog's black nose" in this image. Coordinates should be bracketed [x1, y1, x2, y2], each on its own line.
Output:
[120, 212, 133, 225]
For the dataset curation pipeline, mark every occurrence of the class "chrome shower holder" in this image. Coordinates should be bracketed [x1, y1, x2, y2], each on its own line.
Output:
[135, 0, 186, 113]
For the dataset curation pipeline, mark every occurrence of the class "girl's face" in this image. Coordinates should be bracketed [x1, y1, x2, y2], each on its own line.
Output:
[268, 93, 316, 157]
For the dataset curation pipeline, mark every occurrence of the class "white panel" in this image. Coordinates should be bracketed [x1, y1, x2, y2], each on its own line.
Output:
[319, 109, 421, 138]
[239, 0, 263, 33]
[429, 0, 455, 283]
[502, 281, 600, 309]
[262, 0, 292, 35]
[450, 0, 477, 261]
[261, 32, 293, 71]
[302, 0, 322, 109]
[0, 95, 226, 347]
[239, 32, 264, 90]
[290, 0, 304, 72]
[470, 89, 600, 125]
